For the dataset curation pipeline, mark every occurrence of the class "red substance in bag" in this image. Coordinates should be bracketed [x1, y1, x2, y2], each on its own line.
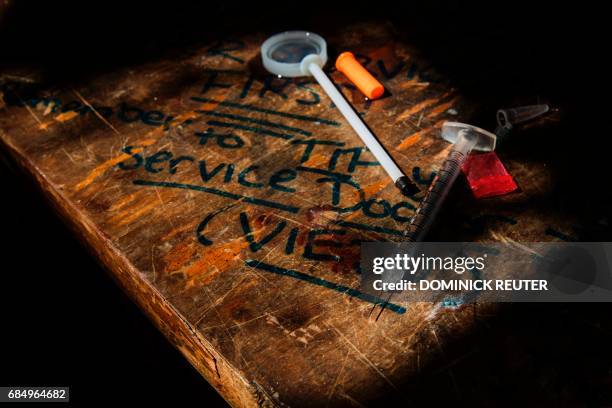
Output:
[461, 152, 518, 199]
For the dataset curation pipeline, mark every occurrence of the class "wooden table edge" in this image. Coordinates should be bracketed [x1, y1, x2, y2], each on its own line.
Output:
[0, 132, 275, 408]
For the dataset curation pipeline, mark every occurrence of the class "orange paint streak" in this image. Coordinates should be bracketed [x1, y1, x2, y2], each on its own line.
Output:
[430, 119, 447, 131]
[161, 222, 196, 241]
[38, 121, 52, 130]
[396, 120, 446, 152]
[55, 111, 79, 122]
[425, 98, 458, 120]
[396, 97, 439, 121]
[199, 102, 222, 111]
[183, 239, 249, 285]
[396, 133, 421, 151]
[359, 179, 391, 198]
[167, 110, 200, 126]
[180, 213, 276, 287]
[302, 153, 328, 168]
[74, 138, 156, 191]
[197, 90, 231, 113]
[164, 243, 198, 273]
[397, 80, 430, 89]
[432, 144, 453, 161]
[108, 193, 138, 211]
[113, 199, 160, 226]
[344, 210, 362, 221]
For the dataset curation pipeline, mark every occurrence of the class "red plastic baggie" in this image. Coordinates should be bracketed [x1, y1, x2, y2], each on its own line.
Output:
[461, 152, 518, 199]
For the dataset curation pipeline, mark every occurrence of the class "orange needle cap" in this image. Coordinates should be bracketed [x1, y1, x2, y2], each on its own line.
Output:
[335, 52, 385, 100]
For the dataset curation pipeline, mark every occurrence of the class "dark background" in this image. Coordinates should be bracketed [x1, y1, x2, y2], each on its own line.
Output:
[1, 1, 610, 406]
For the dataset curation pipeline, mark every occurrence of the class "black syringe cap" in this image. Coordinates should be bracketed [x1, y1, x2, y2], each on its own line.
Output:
[395, 176, 420, 197]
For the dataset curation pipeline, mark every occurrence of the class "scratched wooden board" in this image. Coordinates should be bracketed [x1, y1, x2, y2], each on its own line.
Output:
[0, 22, 575, 407]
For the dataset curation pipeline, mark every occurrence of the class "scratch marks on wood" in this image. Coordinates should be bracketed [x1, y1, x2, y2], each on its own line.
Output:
[73, 89, 120, 135]
[23, 102, 43, 126]
[327, 323, 398, 390]
[245, 259, 407, 314]
[265, 314, 324, 345]
[396, 96, 441, 122]
[74, 138, 157, 191]
[425, 97, 459, 120]
[396, 119, 445, 151]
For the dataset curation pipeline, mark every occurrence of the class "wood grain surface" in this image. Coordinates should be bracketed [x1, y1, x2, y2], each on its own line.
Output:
[0, 22, 574, 407]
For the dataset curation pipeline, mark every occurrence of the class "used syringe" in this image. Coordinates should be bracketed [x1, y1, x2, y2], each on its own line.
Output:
[375, 122, 496, 319]
[260, 31, 420, 197]
[403, 122, 497, 241]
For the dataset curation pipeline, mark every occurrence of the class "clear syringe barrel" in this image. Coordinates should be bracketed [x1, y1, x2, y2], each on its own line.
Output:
[404, 130, 477, 241]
